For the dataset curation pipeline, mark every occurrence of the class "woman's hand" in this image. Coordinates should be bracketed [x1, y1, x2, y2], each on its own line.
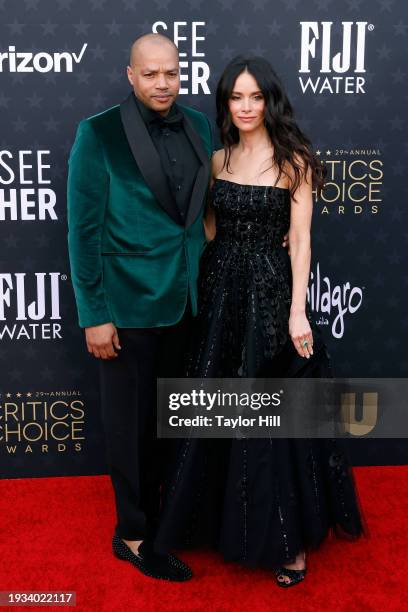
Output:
[282, 232, 290, 254]
[289, 310, 314, 358]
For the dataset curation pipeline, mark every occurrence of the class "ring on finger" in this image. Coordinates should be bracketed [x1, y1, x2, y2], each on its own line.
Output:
[303, 337, 314, 356]
[299, 337, 311, 357]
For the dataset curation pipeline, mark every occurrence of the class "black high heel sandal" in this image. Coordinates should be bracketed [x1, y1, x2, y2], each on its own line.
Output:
[274, 553, 307, 587]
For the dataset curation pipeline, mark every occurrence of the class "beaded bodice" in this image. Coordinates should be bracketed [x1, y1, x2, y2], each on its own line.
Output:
[187, 177, 300, 374]
[211, 178, 291, 252]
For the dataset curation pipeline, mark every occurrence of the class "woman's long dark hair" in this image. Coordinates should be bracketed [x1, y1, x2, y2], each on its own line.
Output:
[215, 55, 326, 200]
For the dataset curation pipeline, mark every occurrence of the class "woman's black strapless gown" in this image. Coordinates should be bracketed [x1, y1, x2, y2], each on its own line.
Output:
[155, 179, 367, 569]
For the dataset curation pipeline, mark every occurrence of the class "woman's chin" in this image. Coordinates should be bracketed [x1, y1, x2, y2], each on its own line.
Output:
[234, 121, 262, 132]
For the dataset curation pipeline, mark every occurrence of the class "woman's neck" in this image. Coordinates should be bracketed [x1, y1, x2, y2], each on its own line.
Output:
[237, 125, 271, 154]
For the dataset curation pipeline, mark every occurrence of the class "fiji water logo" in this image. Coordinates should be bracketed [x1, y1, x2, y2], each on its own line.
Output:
[0, 43, 87, 73]
[299, 21, 374, 94]
[307, 262, 363, 339]
[0, 272, 65, 340]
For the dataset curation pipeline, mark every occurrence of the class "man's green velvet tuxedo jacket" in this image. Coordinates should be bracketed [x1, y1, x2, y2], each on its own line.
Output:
[67, 93, 213, 328]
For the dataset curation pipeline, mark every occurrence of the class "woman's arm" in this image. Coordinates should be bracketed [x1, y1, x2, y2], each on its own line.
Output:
[287, 157, 314, 358]
[203, 149, 224, 242]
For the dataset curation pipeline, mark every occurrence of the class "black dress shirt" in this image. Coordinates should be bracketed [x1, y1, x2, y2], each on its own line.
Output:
[133, 93, 201, 221]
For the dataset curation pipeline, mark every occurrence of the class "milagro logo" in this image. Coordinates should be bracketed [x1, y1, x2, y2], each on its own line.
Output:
[299, 21, 373, 94]
[0, 272, 65, 340]
[307, 262, 364, 339]
[0, 43, 87, 73]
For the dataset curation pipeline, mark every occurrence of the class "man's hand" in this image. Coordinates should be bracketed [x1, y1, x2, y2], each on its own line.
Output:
[85, 322, 121, 359]
[282, 232, 290, 255]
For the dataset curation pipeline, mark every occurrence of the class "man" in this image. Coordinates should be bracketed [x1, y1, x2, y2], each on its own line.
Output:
[67, 32, 212, 581]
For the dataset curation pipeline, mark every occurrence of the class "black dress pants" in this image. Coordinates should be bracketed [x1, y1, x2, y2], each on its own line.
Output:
[99, 303, 193, 541]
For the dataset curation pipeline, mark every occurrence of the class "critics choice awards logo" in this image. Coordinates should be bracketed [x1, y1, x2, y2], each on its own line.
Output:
[0, 391, 85, 456]
[314, 149, 383, 215]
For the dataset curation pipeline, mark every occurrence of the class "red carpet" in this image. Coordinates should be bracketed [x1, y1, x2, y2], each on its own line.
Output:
[1, 467, 407, 611]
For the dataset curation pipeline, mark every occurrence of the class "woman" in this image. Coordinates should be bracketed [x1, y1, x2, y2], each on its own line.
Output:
[155, 56, 367, 587]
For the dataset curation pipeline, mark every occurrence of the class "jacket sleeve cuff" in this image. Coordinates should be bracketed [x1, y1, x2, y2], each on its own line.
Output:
[77, 307, 113, 329]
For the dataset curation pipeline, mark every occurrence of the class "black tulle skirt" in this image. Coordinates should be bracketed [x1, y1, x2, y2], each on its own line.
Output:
[155, 338, 367, 569]
[154, 236, 368, 570]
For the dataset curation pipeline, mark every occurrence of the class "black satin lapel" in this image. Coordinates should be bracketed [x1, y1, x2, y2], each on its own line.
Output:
[119, 93, 183, 225]
[182, 112, 211, 228]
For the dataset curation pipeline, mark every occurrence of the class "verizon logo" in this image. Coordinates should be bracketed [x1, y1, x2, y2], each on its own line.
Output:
[0, 43, 88, 73]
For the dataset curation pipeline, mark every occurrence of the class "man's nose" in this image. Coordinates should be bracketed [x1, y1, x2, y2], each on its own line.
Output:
[156, 73, 168, 89]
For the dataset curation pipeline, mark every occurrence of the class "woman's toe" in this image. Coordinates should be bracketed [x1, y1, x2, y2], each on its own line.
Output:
[277, 573, 291, 584]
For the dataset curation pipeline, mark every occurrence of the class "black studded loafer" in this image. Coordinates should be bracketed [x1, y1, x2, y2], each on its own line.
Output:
[112, 535, 193, 582]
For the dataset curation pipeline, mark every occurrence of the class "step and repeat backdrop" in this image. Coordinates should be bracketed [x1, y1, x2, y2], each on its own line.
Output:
[0, 1, 406, 478]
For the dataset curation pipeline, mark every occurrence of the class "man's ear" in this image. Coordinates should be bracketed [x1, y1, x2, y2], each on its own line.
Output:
[126, 65, 133, 87]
